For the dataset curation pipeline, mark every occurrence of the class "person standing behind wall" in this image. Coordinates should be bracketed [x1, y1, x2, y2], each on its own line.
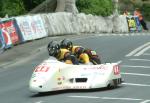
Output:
[134, 8, 148, 30]
[123, 9, 130, 16]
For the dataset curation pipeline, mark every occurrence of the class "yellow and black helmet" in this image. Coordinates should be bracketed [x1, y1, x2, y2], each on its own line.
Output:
[60, 39, 73, 50]
[47, 41, 60, 56]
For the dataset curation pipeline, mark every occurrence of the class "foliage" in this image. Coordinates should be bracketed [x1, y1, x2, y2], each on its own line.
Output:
[76, 0, 113, 16]
[0, 0, 43, 17]
[22, 0, 43, 11]
[141, 4, 150, 21]
[0, 0, 149, 20]
[119, 0, 133, 12]
[0, 0, 114, 17]
[0, 0, 26, 17]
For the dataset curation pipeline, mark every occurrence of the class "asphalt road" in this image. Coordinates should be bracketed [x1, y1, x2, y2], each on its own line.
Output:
[0, 33, 150, 103]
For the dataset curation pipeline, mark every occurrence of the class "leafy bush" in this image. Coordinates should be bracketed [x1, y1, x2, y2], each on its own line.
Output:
[0, 0, 26, 17]
[141, 4, 150, 21]
[0, 0, 43, 17]
[23, 0, 43, 11]
[0, 0, 113, 17]
[76, 0, 113, 16]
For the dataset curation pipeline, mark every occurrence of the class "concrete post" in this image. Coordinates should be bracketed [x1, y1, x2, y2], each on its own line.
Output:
[55, 0, 78, 14]
[113, 0, 119, 16]
[55, 0, 66, 12]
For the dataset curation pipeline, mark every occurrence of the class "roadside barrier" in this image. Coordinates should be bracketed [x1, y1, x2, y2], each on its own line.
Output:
[0, 12, 145, 54]
[113, 15, 129, 33]
[0, 18, 20, 49]
[15, 14, 48, 42]
[44, 13, 76, 36]
[13, 13, 133, 39]
[0, 29, 5, 53]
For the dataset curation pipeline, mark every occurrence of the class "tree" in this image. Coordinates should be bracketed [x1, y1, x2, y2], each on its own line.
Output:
[0, 0, 43, 17]
[76, 0, 113, 16]
[22, 0, 43, 11]
[1, 0, 26, 17]
[141, 3, 150, 21]
[0, 0, 3, 17]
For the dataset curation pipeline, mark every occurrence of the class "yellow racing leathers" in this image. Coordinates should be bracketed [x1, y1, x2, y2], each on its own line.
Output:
[84, 49, 101, 65]
[70, 46, 90, 64]
[57, 48, 79, 65]
[71, 46, 101, 65]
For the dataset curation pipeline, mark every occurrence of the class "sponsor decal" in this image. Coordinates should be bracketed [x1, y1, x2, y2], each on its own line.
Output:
[113, 65, 120, 75]
[55, 68, 65, 85]
[1, 28, 12, 47]
[81, 72, 105, 76]
[3, 21, 19, 44]
[72, 86, 87, 89]
[57, 76, 65, 81]
[0, 29, 6, 50]
[57, 81, 62, 85]
[94, 72, 105, 76]
[34, 65, 50, 72]
[83, 65, 107, 70]
[81, 73, 91, 76]
[0, 20, 19, 45]
[57, 76, 65, 85]
[31, 19, 43, 34]
[52, 85, 87, 90]
[19, 21, 32, 36]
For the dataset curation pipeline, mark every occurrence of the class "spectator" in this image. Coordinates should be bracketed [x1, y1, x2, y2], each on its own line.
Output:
[134, 8, 148, 30]
[123, 9, 130, 16]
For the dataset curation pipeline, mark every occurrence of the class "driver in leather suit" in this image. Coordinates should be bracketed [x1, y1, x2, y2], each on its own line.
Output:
[47, 41, 79, 65]
[60, 39, 101, 65]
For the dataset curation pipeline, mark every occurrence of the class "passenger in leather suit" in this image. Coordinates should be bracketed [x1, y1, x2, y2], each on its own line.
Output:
[47, 41, 79, 65]
[60, 39, 101, 65]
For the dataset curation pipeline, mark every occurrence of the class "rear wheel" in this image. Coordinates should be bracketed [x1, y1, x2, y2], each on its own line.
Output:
[107, 78, 122, 89]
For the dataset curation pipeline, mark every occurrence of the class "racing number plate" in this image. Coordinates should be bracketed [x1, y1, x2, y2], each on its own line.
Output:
[34, 65, 50, 72]
[113, 65, 120, 75]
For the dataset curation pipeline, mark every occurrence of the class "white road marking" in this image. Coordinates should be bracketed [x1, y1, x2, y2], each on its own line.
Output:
[121, 72, 150, 77]
[126, 42, 150, 57]
[129, 58, 150, 62]
[101, 97, 141, 101]
[134, 45, 150, 56]
[140, 100, 150, 103]
[143, 53, 150, 56]
[35, 101, 44, 103]
[121, 65, 150, 69]
[68, 95, 143, 101]
[123, 83, 150, 87]
[116, 60, 122, 64]
[69, 96, 99, 99]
